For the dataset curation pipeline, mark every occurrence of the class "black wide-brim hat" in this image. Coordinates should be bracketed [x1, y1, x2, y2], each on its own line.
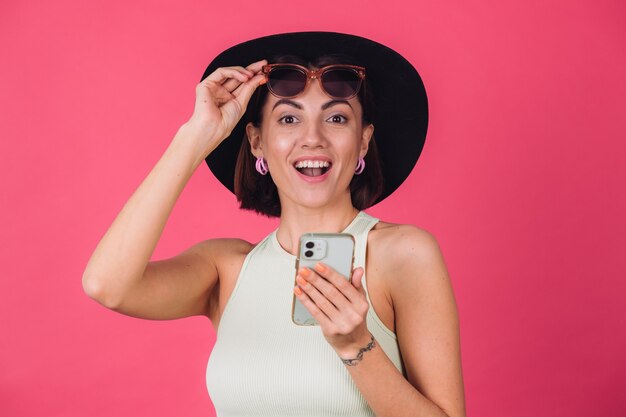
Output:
[201, 31, 428, 204]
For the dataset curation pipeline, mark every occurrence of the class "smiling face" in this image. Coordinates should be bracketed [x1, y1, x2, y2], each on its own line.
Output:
[246, 78, 374, 212]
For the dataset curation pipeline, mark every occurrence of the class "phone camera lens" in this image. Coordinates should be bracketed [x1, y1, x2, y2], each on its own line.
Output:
[305, 241, 315, 249]
[304, 250, 314, 258]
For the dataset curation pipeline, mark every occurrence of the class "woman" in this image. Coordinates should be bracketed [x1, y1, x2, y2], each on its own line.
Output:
[83, 32, 466, 417]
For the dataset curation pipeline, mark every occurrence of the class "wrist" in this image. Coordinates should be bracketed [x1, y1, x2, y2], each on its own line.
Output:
[182, 117, 226, 146]
[172, 123, 220, 166]
[337, 333, 377, 366]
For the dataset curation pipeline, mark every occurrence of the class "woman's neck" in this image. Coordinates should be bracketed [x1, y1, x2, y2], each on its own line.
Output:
[275, 199, 360, 256]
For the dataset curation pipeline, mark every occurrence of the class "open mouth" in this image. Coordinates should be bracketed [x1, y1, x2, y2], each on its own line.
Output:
[294, 160, 332, 177]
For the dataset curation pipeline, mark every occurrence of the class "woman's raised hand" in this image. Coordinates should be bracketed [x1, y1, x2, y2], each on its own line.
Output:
[186, 59, 267, 156]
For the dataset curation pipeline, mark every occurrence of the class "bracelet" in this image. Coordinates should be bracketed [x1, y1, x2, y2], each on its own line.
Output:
[340, 335, 377, 366]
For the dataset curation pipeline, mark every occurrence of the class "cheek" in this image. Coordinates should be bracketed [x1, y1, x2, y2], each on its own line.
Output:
[261, 131, 295, 162]
[333, 132, 362, 155]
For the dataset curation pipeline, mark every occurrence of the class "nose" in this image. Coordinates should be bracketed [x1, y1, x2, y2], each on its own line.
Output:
[292, 78, 328, 149]
[300, 80, 328, 149]
[301, 120, 328, 149]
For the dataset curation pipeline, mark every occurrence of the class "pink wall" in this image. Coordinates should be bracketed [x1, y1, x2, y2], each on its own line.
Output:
[1, 1, 625, 416]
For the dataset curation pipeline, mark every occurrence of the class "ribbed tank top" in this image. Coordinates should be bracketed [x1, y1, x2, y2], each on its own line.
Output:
[206, 211, 406, 417]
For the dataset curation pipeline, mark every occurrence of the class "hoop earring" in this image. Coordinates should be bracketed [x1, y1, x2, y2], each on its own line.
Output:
[355, 157, 365, 175]
[255, 157, 268, 175]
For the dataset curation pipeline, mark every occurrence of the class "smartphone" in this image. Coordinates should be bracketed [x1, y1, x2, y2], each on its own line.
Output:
[292, 233, 355, 326]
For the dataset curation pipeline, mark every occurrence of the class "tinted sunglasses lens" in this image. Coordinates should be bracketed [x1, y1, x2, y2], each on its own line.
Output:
[321, 68, 361, 98]
[268, 67, 307, 97]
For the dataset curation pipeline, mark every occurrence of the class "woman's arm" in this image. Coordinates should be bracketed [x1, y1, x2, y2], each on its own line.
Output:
[82, 123, 213, 310]
[346, 228, 465, 417]
[82, 61, 266, 318]
[294, 226, 466, 416]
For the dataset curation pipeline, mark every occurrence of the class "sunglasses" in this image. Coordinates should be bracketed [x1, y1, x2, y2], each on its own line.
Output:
[261, 63, 366, 100]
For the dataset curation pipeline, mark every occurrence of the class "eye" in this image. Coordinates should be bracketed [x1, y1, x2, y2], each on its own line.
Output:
[278, 115, 299, 124]
[327, 114, 348, 124]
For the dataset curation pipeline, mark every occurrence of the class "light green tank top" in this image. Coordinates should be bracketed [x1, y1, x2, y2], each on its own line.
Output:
[206, 211, 406, 416]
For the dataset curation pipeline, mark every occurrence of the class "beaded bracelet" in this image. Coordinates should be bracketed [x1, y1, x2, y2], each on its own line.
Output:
[340, 335, 377, 366]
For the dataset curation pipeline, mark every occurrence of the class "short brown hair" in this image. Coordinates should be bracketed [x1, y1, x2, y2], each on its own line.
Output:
[234, 54, 383, 218]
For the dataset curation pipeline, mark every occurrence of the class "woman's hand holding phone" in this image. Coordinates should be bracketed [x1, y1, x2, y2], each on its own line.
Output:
[294, 263, 373, 359]
[184, 59, 267, 159]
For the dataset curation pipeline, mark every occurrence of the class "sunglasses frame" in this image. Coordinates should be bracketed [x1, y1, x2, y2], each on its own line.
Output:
[261, 63, 366, 100]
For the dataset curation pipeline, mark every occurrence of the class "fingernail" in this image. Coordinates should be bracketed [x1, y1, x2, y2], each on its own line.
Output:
[314, 263, 326, 273]
[296, 276, 306, 286]
[299, 268, 310, 277]
[294, 286, 303, 296]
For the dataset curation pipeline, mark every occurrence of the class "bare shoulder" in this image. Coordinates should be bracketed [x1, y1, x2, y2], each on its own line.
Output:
[194, 237, 255, 262]
[370, 220, 444, 273]
[193, 237, 256, 324]
[193, 237, 256, 288]
[369, 220, 451, 303]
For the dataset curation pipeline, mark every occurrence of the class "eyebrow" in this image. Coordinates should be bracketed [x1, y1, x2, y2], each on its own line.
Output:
[272, 99, 302, 111]
[323, 99, 353, 110]
[271, 99, 353, 111]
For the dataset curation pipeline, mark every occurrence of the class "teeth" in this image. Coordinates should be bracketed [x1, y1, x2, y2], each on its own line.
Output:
[295, 160, 330, 169]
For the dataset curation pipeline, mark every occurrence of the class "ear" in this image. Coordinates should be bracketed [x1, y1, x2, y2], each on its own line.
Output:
[246, 122, 263, 158]
[359, 123, 374, 158]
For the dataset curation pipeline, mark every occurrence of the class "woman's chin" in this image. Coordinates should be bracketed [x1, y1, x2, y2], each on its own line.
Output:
[281, 189, 352, 211]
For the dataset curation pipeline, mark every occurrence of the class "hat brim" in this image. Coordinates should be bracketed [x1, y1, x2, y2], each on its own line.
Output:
[202, 31, 428, 204]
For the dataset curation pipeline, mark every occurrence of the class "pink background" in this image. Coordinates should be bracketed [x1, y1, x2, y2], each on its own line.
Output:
[1, 0, 625, 416]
